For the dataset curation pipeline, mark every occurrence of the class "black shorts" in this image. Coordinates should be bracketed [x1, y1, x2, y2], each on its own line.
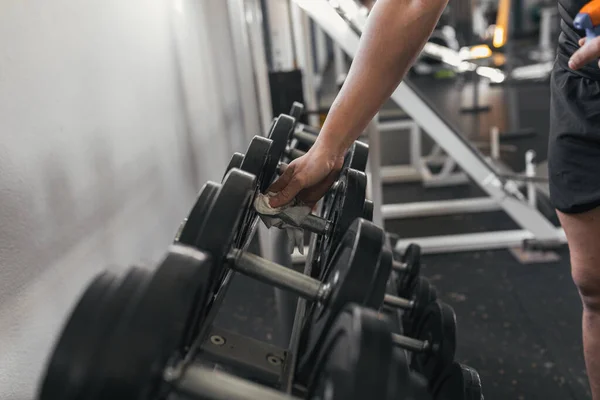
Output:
[549, 57, 600, 214]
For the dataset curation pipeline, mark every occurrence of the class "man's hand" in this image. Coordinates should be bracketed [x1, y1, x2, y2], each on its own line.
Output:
[569, 37, 600, 70]
[268, 146, 345, 209]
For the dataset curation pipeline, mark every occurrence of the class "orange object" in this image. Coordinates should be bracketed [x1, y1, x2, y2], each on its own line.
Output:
[580, 0, 600, 26]
[493, 0, 511, 48]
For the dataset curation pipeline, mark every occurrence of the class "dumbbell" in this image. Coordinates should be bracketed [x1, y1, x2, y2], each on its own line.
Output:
[219, 135, 371, 255]
[36, 248, 212, 400]
[297, 299, 457, 390]
[288, 101, 321, 143]
[37, 250, 427, 400]
[393, 243, 422, 298]
[386, 276, 438, 337]
[221, 135, 371, 274]
[305, 303, 432, 400]
[432, 362, 484, 400]
[256, 166, 372, 280]
[360, 221, 421, 301]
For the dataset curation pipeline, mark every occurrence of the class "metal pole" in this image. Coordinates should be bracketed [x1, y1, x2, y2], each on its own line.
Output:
[526, 150, 537, 208]
[490, 126, 500, 160]
[409, 122, 421, 170]
[172, 364, 299, 400]
[366, 115, 384, 227]
[290, 2, 319, 127]
[333, 42, 346, 81]
[245, 0, 274, 133]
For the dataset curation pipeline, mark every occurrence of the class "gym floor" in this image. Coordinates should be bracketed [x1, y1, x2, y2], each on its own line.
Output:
[215, 71, 591, 399]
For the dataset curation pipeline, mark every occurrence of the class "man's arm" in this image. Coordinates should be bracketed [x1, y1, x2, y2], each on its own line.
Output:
[313, 0, 448, 156]
[268, 0, 448, 208]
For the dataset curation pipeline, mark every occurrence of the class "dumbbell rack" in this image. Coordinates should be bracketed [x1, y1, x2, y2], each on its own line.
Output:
[36, 116, 485, 400]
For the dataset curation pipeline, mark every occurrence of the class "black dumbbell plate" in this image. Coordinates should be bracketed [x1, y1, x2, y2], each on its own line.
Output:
[223, 152, 244, 180]
[387, 348, 430, 400]
[315, 168, 367, 280]
[262, 115, 295, 192]
[84, 267, 152, 398]
[364, 243, 394, 310]
[41, 268, 150, 400]
[396, 243, 421, 298]
[362, 199, 374, 222]
[151, 247, 213, 357]
[176, 182, 220, 246]
[411, 301, 457, 384]
[98, 248, 211, 399]
[239, 136, 272, 181]
[307, 304, 393, 400]
[236, 136, 272, 245]
[192, 169, 256, 320]
[433, 362, 483, 400]
[296, 218, 386, 383]
[38, 271, 118, 400]
[289, 102, 304, 120]
[402, 276, 438, 336]
[345, 140, 369, 172]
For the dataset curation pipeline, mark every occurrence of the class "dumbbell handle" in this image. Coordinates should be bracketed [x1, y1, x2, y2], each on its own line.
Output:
[299, 214, 332, 235]
[167, 364, 299, 400]
[265, 206, 332, 236]
[228, 249, 409, 311]
[383, 294, 414, 309]
[293, 129, 318, 145]
[228, 249, 330, 302]
[286, 147, 305, 160]
[391, 333, 431, 353]
[392, 260, 408, 272]
[298, 123, 320, 136]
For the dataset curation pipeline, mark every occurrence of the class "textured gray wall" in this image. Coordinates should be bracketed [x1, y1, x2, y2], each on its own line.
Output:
[0, 0, 258, 398]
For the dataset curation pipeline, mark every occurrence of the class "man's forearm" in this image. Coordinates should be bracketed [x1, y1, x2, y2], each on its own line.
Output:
[314, 0, 448, 156]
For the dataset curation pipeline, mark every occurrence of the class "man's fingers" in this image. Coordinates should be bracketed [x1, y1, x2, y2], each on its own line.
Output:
[269, 176, 304, 208]
[579, 37, 586, 47]
[268, 163, 295, 193]
[570, 37, 600, 70]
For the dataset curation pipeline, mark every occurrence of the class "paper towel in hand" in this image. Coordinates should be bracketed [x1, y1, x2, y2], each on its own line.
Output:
[254, 192, 312, 254]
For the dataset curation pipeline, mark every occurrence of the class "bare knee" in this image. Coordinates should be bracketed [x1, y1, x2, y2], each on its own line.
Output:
[572, 258, 600, 312]
[558, 208, 600, 312]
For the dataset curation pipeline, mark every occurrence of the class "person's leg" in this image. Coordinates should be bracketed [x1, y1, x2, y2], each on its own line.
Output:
[558, 208, 600, 399]
[549, 61, 600, 398]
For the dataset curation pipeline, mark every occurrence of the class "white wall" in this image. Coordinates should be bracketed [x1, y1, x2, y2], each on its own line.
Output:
[0, 1, 259, 398]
